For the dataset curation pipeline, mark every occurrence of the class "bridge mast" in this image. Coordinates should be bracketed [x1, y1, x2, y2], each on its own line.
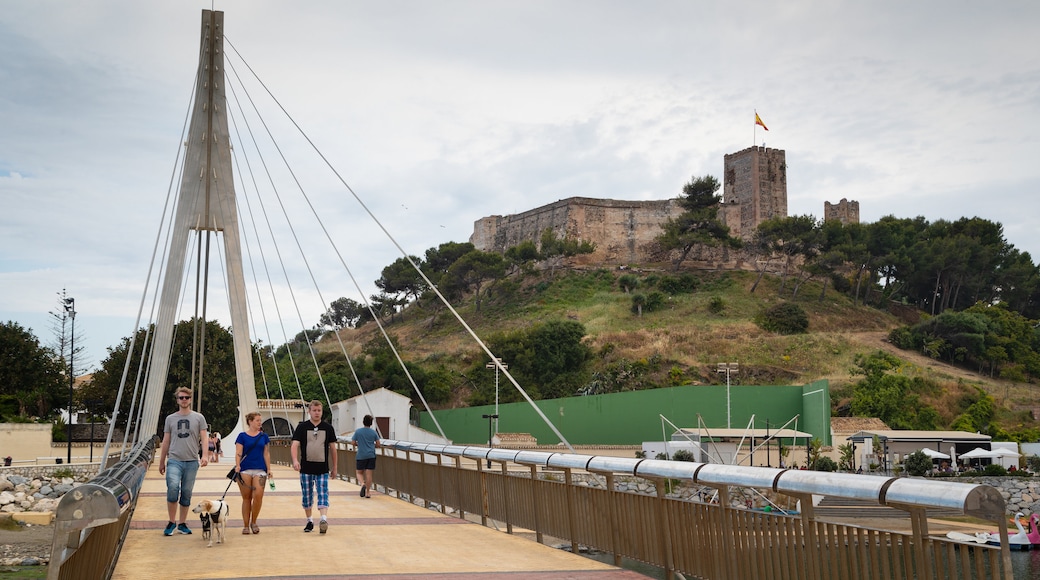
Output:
[139, 9, 257, 435]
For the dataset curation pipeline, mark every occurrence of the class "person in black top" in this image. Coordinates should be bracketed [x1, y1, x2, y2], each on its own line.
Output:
[291, 400, 338, 534]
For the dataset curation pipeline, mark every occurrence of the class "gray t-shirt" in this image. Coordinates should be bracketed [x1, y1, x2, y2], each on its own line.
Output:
[163, 410, 208, 462]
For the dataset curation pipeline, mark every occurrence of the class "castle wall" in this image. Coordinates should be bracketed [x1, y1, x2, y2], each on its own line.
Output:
[470, 197, 683, 264]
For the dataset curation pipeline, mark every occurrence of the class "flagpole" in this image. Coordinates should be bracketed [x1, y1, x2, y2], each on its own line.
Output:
[753, 110, 757, 148]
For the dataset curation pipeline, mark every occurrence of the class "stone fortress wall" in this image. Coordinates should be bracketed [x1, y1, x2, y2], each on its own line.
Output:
[471, 197, 684, 265]
[470, 146, 859, 267]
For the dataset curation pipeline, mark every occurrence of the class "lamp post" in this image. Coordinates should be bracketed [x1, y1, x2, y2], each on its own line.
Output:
[485, 358, 507, 434]
[716, 362, 738, 429]
[86, 399, 101, 463]
[481, 414, 498, 468]
[63, 297, 75, 465]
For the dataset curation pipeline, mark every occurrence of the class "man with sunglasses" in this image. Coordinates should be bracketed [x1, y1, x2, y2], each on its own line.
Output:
[158, 387, 209, 536]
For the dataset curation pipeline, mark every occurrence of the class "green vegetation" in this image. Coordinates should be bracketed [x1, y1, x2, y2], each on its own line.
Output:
[903, 450, 932, 476]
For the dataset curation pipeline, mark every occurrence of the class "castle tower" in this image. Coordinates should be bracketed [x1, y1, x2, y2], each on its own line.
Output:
[824, 198, 860, 225]
[721, 146, 788, 239]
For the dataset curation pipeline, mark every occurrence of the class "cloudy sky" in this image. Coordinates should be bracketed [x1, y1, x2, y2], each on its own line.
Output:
[2, 1, 1038, 373]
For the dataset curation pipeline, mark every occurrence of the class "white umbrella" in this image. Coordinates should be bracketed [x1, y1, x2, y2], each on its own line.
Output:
[919, 447, 950, 459]
[993, 448, 1021, 458]
[959, 447, 998, 459]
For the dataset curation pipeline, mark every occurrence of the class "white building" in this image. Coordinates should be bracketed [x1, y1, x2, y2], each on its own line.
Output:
[330, 388, 450, 444]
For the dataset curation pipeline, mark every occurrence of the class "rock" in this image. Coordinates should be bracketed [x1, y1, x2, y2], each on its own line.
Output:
[1, 504, 20, 513]
[0, 478, 12, 492]
[31, 498, 58, 512]
[39, 486, 53, 496]
[7, 476, 27, 487]
[53, 483, 73, 495]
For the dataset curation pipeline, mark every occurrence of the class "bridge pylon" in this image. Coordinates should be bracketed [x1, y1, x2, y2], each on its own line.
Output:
[140, 9, 257, 435]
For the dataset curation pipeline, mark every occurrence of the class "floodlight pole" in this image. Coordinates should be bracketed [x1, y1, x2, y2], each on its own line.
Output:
[64, 297, 76, 465]
[716, 362, 738, 429]
[481, 414, 498, 468]
[486, 359, 507, 434]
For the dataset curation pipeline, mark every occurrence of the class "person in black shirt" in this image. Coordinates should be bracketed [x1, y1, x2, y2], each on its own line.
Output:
[291, 400, 338, 534]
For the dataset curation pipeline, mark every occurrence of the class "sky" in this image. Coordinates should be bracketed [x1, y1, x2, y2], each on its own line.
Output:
[1, 1, 1038, 374]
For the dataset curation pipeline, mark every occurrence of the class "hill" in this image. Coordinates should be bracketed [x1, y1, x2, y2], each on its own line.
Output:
[317, 265, 1036, 434]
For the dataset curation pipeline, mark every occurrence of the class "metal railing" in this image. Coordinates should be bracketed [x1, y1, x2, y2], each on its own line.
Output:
[46, 438, 155, 580]
[272, 438, 1012, 580]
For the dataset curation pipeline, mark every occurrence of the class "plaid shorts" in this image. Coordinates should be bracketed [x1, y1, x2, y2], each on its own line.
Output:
[299, 472, 329, 509]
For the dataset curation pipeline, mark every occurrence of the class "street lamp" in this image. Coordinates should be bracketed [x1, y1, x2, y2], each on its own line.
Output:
[485, 358, 507, 434]
[481, 414, 498, 468]
[716, 362, 738, 429]
[64, 297, 75, 465]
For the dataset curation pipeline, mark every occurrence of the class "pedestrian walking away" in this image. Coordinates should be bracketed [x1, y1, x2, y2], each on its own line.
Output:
[351, 414, 381, 498]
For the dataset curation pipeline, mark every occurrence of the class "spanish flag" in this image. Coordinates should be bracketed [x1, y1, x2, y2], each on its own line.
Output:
[755, 112, 769, 131]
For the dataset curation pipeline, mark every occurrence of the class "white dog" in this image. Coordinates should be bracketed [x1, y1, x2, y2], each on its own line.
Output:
[191, 499, 230, 547]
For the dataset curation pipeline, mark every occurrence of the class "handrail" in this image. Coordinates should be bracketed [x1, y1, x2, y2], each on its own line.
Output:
[47, 437, 156, 580]
[377, 438, 1005, 521]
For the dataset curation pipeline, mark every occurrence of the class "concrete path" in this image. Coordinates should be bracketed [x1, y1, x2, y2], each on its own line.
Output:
[112, 459, 646, 579]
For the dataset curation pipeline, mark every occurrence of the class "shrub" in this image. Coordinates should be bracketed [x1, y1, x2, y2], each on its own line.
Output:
[672, 449, 696, 462]
[756, 302, 809, 335]
[707, 296, 726, 315]
[903, 450, 932, 476]
[983, 463, 1008, 476]
[658, 274, 699, 295]
[811, 456, 837, 472]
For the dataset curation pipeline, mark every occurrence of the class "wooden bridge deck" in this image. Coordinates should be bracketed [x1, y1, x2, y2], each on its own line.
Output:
[112, 458, 646, 579]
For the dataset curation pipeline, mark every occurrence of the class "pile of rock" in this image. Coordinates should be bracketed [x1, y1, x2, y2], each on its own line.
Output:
[0, 474, 79, 515]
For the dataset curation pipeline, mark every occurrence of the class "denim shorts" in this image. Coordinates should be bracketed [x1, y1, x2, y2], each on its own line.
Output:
[165, 459, 200, 506]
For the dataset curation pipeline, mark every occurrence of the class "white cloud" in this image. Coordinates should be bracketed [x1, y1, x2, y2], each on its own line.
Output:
[2, 0, 1038, 370]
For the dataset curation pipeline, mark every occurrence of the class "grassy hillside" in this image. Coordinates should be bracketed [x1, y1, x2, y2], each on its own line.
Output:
[317, 265, 1037, 433]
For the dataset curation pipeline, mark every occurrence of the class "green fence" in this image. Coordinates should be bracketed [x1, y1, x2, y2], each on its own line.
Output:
[421, 380, 831, 446]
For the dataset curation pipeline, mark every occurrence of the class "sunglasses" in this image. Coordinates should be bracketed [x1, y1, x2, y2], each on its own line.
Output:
[177, 396, 192, 400]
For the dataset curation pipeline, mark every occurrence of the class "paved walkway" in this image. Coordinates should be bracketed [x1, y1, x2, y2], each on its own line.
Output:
[113, 458, 646, 579]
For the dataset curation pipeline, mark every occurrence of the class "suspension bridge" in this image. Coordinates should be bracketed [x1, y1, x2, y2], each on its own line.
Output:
[44, 10, 1015, 579]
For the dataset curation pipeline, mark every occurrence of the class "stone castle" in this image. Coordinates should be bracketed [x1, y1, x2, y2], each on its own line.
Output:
[470, 146, 858, 265]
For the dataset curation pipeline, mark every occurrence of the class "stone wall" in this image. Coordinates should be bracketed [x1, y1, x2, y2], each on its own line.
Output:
[470, 197, 683, 265]
[954, 476, 1040, 516]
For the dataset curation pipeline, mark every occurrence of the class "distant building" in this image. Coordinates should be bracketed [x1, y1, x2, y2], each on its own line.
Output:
[824, 198, 860, 225]
[721, 146, 788, 239]
[331, 387, 449, 444]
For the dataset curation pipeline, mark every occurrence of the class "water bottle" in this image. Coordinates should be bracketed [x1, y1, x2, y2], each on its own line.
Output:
[269, 477, 276, 491]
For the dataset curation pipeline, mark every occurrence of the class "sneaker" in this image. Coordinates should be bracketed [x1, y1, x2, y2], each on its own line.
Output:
[360, 485, 367, 498]
[303, 521, 314, 533]
[163, 522, 176, 536]
[319, 519, 328, 534]
[176, 523, 192, 535]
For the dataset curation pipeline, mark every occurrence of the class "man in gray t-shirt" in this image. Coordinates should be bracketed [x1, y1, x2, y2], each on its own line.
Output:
[158, 387, 209, 536]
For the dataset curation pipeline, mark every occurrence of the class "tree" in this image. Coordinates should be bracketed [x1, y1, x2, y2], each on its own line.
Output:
[0, 321, 65, 418]
[538, 229, 595, 276]
[422, 242, 475, 287]
[318, 297, 369, 330]
[375, 256, 427, 306]
[443, 250, 506, 312]
[657, 175, 740, 270]
[84, 319, 244, 435]
[838, 442, 855, 472]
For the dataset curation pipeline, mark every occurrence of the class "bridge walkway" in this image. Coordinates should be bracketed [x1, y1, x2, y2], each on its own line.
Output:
[111, 458, 645, 579]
